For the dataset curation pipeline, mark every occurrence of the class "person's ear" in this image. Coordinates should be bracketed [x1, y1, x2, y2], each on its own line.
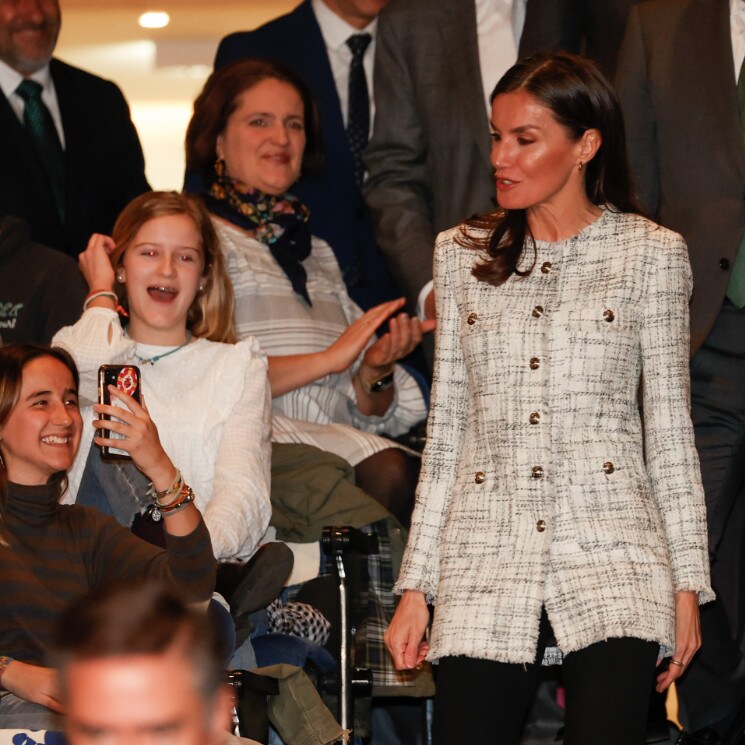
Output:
[578, 128, 602, 165]
[116, 267, 126, 284]
[215, 134, 225, 162]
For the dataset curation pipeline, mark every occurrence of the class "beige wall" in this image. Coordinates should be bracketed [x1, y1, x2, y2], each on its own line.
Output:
[56, 1, 296, 189]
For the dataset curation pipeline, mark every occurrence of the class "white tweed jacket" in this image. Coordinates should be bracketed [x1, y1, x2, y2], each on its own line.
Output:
[395, 209, 714, 665]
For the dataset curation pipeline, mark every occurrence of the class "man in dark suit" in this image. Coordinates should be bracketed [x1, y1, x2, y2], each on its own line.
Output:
[214, 0, 400, 311]
[617, 1, 745, 742]
[0, 0, 149, 257]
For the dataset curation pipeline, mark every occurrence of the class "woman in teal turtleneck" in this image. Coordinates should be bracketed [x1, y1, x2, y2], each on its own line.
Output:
[0, 344, 215, 729]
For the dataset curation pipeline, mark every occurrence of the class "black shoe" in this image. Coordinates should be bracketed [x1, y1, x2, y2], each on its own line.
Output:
[676, 728, 722, 745]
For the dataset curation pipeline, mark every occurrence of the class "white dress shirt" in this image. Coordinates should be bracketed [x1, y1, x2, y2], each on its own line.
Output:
[0, 58, 65, 147]
[731, 0, 745, 78]
[312, 0, 377, 131]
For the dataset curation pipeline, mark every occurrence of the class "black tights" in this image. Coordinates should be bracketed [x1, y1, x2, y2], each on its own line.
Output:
[354, 448, 419, 527]
[433, 622, 658, 745]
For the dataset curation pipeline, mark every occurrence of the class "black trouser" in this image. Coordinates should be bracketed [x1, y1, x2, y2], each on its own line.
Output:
[432, 613, 658, 745]
[677, 299, 745, 731]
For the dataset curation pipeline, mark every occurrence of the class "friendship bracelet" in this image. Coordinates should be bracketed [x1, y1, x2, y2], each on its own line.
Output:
[0, 656, 14, 690]
[83, 290, 118, 311]
[147, 469, 183, 506]
[148, 485, 195, 522]
[159, 487, 195, 518]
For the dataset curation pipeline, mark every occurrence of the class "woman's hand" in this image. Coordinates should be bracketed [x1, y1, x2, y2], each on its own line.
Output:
[656, 590, 701, 692]
[78, 233, 117, 294]
[324, 298, 408, 374]
[361, 311, 436, 378]
[93, 386, 176, 491]
[2, 661, 63, 713]
[385, 590, 431, 671]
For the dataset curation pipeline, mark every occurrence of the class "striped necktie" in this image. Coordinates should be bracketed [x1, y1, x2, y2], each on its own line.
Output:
[16, 79, 66, 223]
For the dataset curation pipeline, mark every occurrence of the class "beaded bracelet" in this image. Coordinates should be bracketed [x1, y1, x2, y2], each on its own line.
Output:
[83, 290, 118, 311]
[0, 656, 14, 690]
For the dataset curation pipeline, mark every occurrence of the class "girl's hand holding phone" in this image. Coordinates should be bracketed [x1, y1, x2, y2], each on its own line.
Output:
[93, 385, 176, 490]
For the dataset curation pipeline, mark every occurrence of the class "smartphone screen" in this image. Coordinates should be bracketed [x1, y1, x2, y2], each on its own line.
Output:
[97, 365, 141, 458]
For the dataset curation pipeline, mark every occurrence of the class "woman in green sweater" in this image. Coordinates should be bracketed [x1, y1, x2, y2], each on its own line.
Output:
[0, 343, 216, 729]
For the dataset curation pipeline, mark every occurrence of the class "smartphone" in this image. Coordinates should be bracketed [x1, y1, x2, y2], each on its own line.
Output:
[97, 364, 142, 459]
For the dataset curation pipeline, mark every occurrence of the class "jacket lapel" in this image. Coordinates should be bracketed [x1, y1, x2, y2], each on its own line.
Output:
[49, 59, 74, 228]
[436, 0, 491, 163]
[0, 80, 62, 233]
[293, 1, 357, 178]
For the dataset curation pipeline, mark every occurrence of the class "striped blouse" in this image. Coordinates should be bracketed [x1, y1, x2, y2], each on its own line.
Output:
[215, 219, 428, 466]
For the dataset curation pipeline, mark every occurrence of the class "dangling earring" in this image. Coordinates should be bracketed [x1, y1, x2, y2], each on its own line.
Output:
[578, 161, 584, 172]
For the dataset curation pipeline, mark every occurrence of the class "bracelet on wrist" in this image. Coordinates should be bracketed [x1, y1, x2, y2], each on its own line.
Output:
[147, 484, 195, 522]
[0, 656, 14, 690]
[83, 289, 118, 311]
[359, 369, 395, 395]
[147, 469, 183, 505]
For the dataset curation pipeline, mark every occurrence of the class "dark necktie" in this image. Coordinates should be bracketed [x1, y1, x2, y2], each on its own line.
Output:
[346, 33, 372, 187]
[16, 79, 66, 223]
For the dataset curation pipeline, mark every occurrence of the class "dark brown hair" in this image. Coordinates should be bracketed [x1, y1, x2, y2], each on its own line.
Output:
[110, 191, 236, 343]
[186, 58, 323, 186]
[53, 579, 224, 702]
[0, 344, 79, 510]
[461, 51, 643, 286]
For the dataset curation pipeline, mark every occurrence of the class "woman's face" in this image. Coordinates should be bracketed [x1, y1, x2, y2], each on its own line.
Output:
[216, 77, 306, 196]
[119, 214, 206, 345]
[0, 356, 81, 485]
[489, 88, 588, 213]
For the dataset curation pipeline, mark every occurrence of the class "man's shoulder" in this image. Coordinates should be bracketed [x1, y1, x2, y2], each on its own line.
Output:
[217, 1, 313, 58]
[49, 57, 124, 98]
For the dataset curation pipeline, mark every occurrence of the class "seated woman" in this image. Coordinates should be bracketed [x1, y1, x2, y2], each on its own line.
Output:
[53, 191, 272, 562]
[0, 343, 215, 729]
[185, 59, 434, 526]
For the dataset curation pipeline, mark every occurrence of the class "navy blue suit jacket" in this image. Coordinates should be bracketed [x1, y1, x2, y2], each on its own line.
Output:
[0, 59, 150, 257]
[215, 0, 400, 310]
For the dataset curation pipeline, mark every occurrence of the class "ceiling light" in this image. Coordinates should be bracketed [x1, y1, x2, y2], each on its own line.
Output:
[139, 11, 170, 29]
